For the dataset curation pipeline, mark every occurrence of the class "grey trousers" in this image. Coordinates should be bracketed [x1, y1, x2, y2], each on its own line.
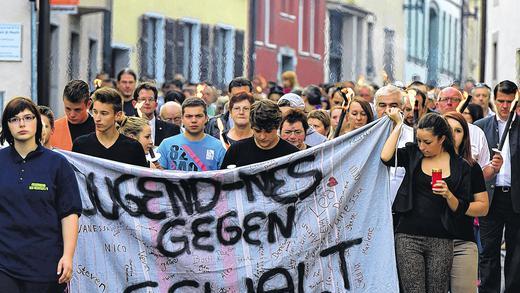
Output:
[450, 240, 478, 293]
[395, 233, 453, 293]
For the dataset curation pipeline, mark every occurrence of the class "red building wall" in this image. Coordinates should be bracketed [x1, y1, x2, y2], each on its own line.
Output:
[254, 0, 326, 87]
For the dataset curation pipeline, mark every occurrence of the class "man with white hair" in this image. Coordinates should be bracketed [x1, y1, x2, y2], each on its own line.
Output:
[277, 93, 327, 146]
[159, 101, 182, 127]
[470, 83, 495, 118]
[375, 85, 413, 201]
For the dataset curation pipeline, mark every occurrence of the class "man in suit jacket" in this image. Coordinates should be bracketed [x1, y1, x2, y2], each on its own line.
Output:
[475, 80, 520, 293]
[133, 82, 180, 146]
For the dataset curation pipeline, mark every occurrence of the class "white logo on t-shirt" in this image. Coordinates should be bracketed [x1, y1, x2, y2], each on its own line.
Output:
[206, 149, 214, 160]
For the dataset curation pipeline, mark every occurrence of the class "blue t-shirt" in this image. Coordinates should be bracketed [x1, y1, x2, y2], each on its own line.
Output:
[157, 134, 226, 171]
[0, 145, 82, 282]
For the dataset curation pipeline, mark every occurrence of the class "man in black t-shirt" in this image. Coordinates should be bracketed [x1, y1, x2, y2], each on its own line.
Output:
[221, 99, 298, 168]
[50, 80, 95, 150]
[72, 88, 148, 167]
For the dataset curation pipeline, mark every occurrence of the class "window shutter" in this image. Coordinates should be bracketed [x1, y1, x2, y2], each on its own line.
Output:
[164, 19, 176, 81]
[234, 30, 245, 78]
[211, 26, 221, 86]
[173, 20, 185, 78]
[138, 15, 150, 79]
[200, 24, 211, 82]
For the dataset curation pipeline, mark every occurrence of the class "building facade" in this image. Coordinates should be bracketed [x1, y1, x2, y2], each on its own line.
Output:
[0, 1, 33, 112]
[253, 0, 326, 86]
[325, 0, 406, 86]
[0, 0, 108, 117]
[484, 0, 520, 86]
[111, 0, 248, 90]
[404, 0, 465, 87]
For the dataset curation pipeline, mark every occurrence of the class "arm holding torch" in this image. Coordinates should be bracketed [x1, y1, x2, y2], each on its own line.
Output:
[332, 88, 354, 139]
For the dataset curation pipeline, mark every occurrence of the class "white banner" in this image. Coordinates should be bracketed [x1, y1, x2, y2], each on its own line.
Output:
[63, 117, 398, 293]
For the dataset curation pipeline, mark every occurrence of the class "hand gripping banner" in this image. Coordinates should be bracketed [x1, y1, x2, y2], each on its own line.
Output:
[62, 117, 398, 292]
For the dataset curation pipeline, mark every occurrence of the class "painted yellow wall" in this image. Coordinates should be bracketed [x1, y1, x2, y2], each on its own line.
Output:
[112, 0, 248, 70]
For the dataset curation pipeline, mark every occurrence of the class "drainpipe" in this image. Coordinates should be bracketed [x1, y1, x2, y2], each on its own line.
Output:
[37, 0, 51, 106]
[30, 0, 37, 102]
[459, 0, 465, 82]
[102, 0, 113, 76]
[479, 0, 486, 82]
[247, 0, 257, 80]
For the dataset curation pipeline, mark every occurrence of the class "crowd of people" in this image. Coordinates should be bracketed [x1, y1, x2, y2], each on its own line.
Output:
[0, 67, 518, 292]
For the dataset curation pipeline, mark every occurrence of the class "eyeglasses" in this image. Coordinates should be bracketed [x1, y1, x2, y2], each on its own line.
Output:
[8, 115, 36, 125]
[438, 97, 462, 103]
[137, 97, 156, 103]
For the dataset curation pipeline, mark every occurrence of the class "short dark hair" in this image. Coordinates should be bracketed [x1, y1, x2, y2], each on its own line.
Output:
[303, 85, 322, 106]
[63, 80, 90, 104]
[229, 93, 255, 111]
[91, 87, 123, 113]
[465, 103, 484, 122]
[116, 68, 137, 82]
[162, 79, 183, 92]
[164, 90, 186, 105]
[1, 97, 43, 145]
[280, 109, 309, 134]
[133, 82, 158, 101]
[228, 77, 253, 94]
[250, 99, 282, 131]
[181, 97, 207, 116]
[38, 105, 55, 129]
[493, 80, 518, 97]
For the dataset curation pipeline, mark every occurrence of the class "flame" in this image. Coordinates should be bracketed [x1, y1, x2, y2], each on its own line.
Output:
[407, 89, 417, 110]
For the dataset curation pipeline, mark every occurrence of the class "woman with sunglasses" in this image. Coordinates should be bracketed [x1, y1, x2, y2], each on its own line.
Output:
[0, 97, 82, 292]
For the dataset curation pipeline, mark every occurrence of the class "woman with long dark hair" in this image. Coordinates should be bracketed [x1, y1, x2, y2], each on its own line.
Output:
[443, 111, 502, 292]
[0, 97, 82, 292]
[381, 111, 472, 293]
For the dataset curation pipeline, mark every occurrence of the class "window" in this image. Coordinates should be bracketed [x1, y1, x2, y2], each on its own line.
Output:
[281, 0, 296, 19]
[139, 15, 165, 82]
[281, 55, 295, 73]
[68, 32, 80, 80]
[88, 39, 98, 89]
[49, 25, 59, 112]
[492, 41, 497, 81]
[328, 12, 343, 83]
[112, 46, 130, 77]
[366, 22, 375, 79]
[384, 28, 395, 82]
[516, 49, 520, 84]
[0, 91, 4, 121]
[212, 27, 234, 89]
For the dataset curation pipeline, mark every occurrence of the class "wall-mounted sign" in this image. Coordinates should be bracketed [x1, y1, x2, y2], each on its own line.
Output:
[51, 0, 80, 14]
[0, 24, 22, 62]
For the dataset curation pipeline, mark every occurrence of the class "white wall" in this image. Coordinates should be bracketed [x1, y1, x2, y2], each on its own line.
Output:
[0, 0, 32, 108]
[485, 0, 520, 86]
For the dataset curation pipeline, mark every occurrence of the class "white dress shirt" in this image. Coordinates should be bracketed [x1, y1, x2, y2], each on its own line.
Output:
[149, 118, 156, 146]
[496, 116, 512, 187]
[468, 123, 490, 168]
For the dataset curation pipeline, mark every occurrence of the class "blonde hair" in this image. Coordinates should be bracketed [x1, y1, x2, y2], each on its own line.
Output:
[119, 116, 149, 138]
[281, 71, 299, 88]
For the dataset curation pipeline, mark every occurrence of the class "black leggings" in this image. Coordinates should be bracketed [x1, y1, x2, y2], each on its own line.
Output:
[0, 270, 66, 293]
[395, 233, 453, 293]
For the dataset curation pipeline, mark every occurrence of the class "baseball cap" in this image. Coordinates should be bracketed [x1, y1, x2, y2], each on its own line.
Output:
[277, 93, 305, 110]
